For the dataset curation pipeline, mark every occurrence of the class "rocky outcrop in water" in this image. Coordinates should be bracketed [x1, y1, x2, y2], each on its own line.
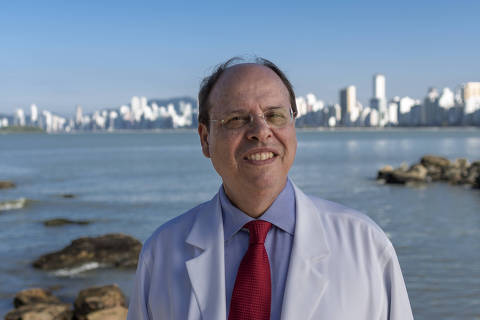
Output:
[0, 181, 15, 189]
[5, 288, 72, 320]
[5, 285, 128, 320]
[377, 155, 480, 188]
[43, 218, 92, 227]
[74, 285, 127, 320]
[13, 288, 63, 308]
[32, 233, 142, 271]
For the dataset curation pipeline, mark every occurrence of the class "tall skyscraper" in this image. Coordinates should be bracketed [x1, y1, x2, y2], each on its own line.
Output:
[373, 74, 386, 99]
[370, 74, 388, 126]
[340, 85, 356, 125]
[370, 74, 387, 109]
[30, 104, 38, 124]
[462, 82, 480, 114]
[14, 108, 26, 126]
[423, 87, 439, 125]
[75, 105, 83, 126]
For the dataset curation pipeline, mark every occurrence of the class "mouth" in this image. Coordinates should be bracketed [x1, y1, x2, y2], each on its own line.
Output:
[246, 152, 275, 161]
[243, 150, 278, 164]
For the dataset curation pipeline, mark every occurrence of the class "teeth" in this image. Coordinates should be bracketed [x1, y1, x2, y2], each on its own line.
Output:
[248, 152, 274, 161]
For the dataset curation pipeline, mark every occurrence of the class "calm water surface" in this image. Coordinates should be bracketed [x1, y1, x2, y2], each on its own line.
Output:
[0, 128, 479, 319]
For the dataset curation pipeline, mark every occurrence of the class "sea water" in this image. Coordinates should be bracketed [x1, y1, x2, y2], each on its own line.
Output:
[0, 128, 479, 319]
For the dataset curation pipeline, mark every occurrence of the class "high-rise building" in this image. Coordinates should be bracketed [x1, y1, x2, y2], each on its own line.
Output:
[373, 74, 386, 99]
[462, 82, 480, 114]
[30, 104, 38, 124]
[75, 105, 83, 126]
[423, 87, 439, 125]
[370, 74, 387, 126]
[14, 108, 26, 126]
[437, 88, 455, 125]
[387, 101, 398, 125]
[397, 96, 417, 126]
[340, 85, 356, 125]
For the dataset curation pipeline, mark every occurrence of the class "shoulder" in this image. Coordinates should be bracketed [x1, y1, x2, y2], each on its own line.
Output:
[308, 195, 386, 234]
[298, 190, 393, 255]
[139, 196, 216, 263]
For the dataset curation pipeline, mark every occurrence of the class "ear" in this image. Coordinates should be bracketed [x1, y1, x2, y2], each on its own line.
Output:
[198, 123, 211, 158]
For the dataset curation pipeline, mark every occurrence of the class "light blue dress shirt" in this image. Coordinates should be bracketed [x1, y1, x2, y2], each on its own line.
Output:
[220, 179, 296, 320]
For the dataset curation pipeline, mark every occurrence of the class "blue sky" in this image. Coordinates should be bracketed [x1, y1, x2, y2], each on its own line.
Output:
[1, 0, 479, 115]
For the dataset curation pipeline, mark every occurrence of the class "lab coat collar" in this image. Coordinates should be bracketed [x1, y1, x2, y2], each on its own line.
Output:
[184, 182, 331, 320]
[185, 193, 227, 320]
[281, 182, 331, 320]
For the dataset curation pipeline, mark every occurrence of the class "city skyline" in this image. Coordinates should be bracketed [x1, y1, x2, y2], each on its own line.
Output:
[1, 1, 479, 114]
[3, 74, 479, 132]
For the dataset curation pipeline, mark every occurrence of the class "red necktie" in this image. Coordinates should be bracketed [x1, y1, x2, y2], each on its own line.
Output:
[228, 220, 272, 320]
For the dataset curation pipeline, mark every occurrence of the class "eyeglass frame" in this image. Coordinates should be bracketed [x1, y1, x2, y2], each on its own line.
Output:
[208, 107, 297, 130]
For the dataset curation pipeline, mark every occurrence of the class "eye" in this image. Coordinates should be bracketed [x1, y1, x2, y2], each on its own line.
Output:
[223, 114, 249, 129]
[265, 110, 288, 126]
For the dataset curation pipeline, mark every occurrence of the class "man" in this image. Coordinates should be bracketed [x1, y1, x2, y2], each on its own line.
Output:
[127, 57, 413, 320]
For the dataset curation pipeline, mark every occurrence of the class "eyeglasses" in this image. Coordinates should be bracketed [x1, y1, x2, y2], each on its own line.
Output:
[209, 107, 296, 130]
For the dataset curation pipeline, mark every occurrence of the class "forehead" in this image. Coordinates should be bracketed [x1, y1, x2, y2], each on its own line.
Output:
[208, 64, 290, 114]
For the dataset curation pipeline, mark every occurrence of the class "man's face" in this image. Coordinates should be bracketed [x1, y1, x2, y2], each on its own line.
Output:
[198, 64, 297, 199]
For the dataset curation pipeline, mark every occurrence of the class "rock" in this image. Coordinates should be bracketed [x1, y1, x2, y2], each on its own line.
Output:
[471, 161, 480, 168]
[13, 288, 61, 308]
[453, 158, 469, 169]
[4, 303, 72, 320]
[32, 233, 141, 270]
[0, 181, 16, 189]
[420, 155, 451, 168]
[5, 289, 71, 320]
[470, 161, 480, 189]
[380, 164, 428, 184]
[62, 194, 75, 199]
[376, 165, 393, 180]
[475, 174, 480, 189]
[444, 167, 463, 185]
[43, 218, 91, 227]
[379, 156, 480, 188]
[399, 162, 409, 171]
[82, 306, 128, 320]
[420, 155, 451, 181]
[73, 285, 126, 320]
[464, 162, 480, 185]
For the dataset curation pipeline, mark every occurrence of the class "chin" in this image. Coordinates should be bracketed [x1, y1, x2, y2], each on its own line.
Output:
[244, 174, 286, 192]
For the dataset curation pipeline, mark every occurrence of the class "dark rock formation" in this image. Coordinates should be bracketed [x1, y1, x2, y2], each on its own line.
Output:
[43, 218, 91, 227]
[0, 180, 15, 189]
[13, 288, 62, 308]
[5, 285, 128, 320]
[5, 303, 72, 320]
[378, 155, 480, 188]
[73, 284, 127, 320]
[5, 288, 72, 320]
[420, 155, 452, 181]
[61, 194, 75, 199]
[80, 305, 128, 320]
[32, 233, 141, 270]
[377, 163, 427, 184]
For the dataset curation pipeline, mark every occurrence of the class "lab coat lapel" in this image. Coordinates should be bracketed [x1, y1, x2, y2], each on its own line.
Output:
[281, 184, 330, 320]
[185, 194, 227, 320]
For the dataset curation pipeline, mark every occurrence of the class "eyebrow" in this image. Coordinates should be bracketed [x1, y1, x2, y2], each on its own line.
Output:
[220, 106, 287, 116]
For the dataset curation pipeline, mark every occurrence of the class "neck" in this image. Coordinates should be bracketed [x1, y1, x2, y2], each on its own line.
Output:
[223, 180, 287, 218]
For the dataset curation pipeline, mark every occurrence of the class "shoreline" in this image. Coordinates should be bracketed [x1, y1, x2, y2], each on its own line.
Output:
[1, 126, 479, 135]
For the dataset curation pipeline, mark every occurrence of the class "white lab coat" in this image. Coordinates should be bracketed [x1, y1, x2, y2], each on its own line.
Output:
[127, 183, 413, 320]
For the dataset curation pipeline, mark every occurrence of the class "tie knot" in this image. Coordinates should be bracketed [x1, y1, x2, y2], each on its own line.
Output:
[245, 220, 271, 244]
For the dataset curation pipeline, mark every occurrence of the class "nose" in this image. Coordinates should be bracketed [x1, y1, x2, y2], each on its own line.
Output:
[246, 114, 272, 141]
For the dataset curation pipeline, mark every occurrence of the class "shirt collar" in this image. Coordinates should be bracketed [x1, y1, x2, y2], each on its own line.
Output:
[220, 178, 296, 241]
